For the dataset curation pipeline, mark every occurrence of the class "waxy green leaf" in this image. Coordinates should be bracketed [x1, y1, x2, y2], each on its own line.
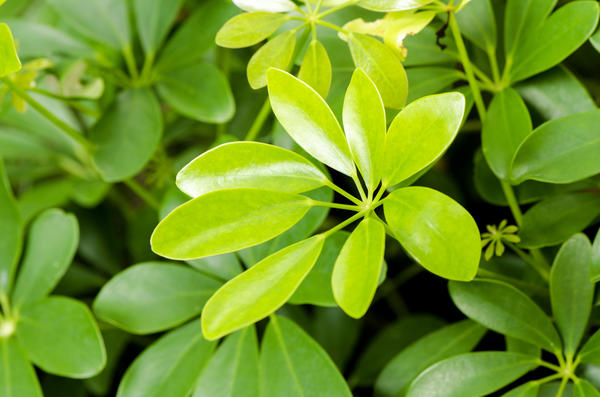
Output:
[592, 228, 600, 283]
[358, 0, 433, 12]
[449, 279, 562, 352]
[216, 12, 288, 49]
[157, 62, 234, 123]
[550, 234, 594, 357]
[504, 0, 556, 58]
[518, 193, 600, 248]
[511, 110, 600, 184]
[298, 40, 332, 99]
[12, 209, 78, 307]
[332, 217, 385, 318]
[133, 0, 184, 56]
[503, 382, 540, 397]
[0, 159, 22, 294]
[94, 262, 221, 334]
[194, 327, 260, 397]
[176, 142, 327, 198]
[382, 92, 465, 187]
[117, 319, 215, 397]
[509, 1, 600, 83]
[406, 352, 538, 397]
[0, 338, 42, 397]
[268, 69, 355, 175]
[151, 188, 312, 260]
[455, 0, 496, 52]
[384, 187, 480, 281]
[376, 320, 486, 397]
[348, 33, 408, 109]
[0, 23, 21, 76]
[574, 379, 600, 397]
[579, 328, 600, 365]
[90, 88, 162, 182]
[248, 31, 296, 89]
[261, 315, 352, 397]
[482, 88, 531, 181]
[17, 297, 106, 378]
[202, 236, 324, 340]
[343, 68, 386, 192]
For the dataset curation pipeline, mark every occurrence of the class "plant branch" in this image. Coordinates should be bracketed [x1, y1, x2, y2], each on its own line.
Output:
[324, 180, 363, 205]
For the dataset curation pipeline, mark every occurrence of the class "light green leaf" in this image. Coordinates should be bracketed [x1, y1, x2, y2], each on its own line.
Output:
[151, 188, 312, 260]
[454, 0, 496, 52]
[248, 31, 295, 89]
[156, 62, 234, 123]
[482, 88, 531, 181]
[261, 315, 352, 397]
[0, 23, 21, 76]
[93, 262, 221, 334]
[343, 68, 386, 192]
[47, 0, 131, 50]
[518, 193, 600, 248]
[574, 379, 600, 397]
[202, 235, 324, 340]
[348, 33, 408, 109]
[358, 0, 433, 12]
[382, 92, 465, 186]
[298, 40, 332, 98]
[509, 1, 599, 83]
[384, 186, 480, 281]
[580, 329, 600, 365]
[504, 0, 556, 58]
[516, 67, 596, 120]
[176, 142, 327, 198]
[0, 159, 22, 294]
[193, 327, 260, 397]
[449, 279, 562, 352]
[233, 0, 296, 12]
[502, 382, 540, 397]
[90, 88, 162, 182]
[406, 67, 464, 103]
[592, 228, 600, 283]
[133, 0, 184, 56]
[116, 319, 215, 397]
[157, 0, 238, 71]
[0, 338, 42, 397]
[267, 68, 355, 175]
[12, 209, 78, 307]
[592, 27, 600, 53]
[511, 110, 600, 184]
[332, 217, 385, 318]
[550, 234, 594, 356]
[216, 12, 288, 48]
[376, 320, 486, 397]
[17, 296, 106, 378]
[406, 352, 538, 397]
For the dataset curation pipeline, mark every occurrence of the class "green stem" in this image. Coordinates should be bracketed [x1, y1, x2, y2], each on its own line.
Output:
[140, 52, 155, 84]
[500, 181, 522, 226]
[244, 100, 272, 141]
[122, 45, 139, 80]
[506, 243, 550, 281]
[321, 211, 366, 238]
[487, 47, 501, 83]
[537, 360, 563, 373]
[27, 87, 101, 118]
[556, 376, 569, 397]
[351, 172, 367, 201]
[2, 78, 95, 151]
[315, 20, 349, 35]
[477, 268, 548, 296]
[311, 200, 361, 211]
[324, 180, 363, 205]
[122, 179, 160, 209]
[534, 373, 563, 385]
[448, 12, 487, 121]
[317, 0, 358, 19]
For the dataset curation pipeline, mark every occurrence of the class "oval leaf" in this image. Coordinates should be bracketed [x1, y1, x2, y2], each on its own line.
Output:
[12, 208, 78, 307]
[454, 0, 496, 52]
[267, 68, 355, 175]
[202, 235, 324, 340]
[17, 297, 106, 378]
[348, 33, 408, 109]
[382, 92, 465, 187]
[504, 0, 555, 58]
[298, 39, 332, 98]
[449, 279, 562, 353]
[216, 12, 288, 49]
[176, 142, 327, 198]
[133, 0, 184, 56]
[93, 262, 221, 334]
[343, 68, 386, 192]
[0, 23, 21, 76]
[332, 217, 385, 318]
[151, 188, 312, 260]
[592, 228, 600, 283]
[90, 88, 162, 182]
[156, 62, 235, 123]
[248, 31, 296, 89]
[574, 379, 600, 397]
[0, 338, 42, 397]
[261, 315, 352, 397]
[0, 159, 22, 294]
[406, 352, 538, 397]
[384, 186, 480, 281]
[116, 319, 215, 397]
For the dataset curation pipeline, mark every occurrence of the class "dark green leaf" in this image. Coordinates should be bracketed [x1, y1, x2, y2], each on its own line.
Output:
[406, 67, 464, 103]
[133, 0, 184, 56]
[0, 159, 22, 294]
[504, 0, 555, 58]
[455, 0, 496, 52]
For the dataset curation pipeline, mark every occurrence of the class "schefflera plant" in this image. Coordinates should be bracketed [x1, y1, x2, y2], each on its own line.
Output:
[151, 67, 481, 340]
[0, 161, 106, 396]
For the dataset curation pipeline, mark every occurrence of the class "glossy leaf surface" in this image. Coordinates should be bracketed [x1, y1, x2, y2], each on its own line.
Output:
[151, 188, 312, 260]
[216, 12, 288, 48]
[0, 338, 42, 397]
[248, 31, 295, 89]
[0, 23, 21, 76]
[455, 0, 496, 52]
[384, 187, 480, 281]
[202, 236, 324, 340]
[298, 40, 332, 98]
[504, 0, 556, 57]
